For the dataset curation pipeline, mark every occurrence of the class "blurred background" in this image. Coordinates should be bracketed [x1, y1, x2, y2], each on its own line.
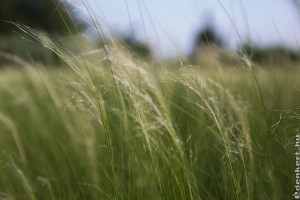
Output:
[1, 0, 300, 66]
[1, 2, 300, 199]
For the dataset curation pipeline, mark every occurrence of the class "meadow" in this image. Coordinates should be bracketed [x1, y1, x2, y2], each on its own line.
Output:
[0, 26, 299, 199]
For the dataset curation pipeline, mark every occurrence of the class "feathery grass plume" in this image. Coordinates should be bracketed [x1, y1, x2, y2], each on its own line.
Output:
[101, 47, 200, 198]
[0, 8, 299, 199]
[11, 23, 198, 198]
[14, 23, 121, 196]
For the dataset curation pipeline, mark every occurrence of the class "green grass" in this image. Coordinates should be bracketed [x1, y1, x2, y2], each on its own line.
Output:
[0, 27, 299, 199]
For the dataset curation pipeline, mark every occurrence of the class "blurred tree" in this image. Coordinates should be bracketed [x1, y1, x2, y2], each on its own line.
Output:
[195, 26, 224, 48]
[190, 25, 225, 65]
[193, 11, 224, 49]
[240, 43, 300, 65]
[293, 0, 300, 10]
[0, 0, 82, 35]
[115, 29, 152, 60]
[121, 36, 152, 59]
[0, 0, 86, 67]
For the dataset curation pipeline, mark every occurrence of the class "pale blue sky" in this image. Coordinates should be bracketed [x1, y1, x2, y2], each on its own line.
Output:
[68, 0, 300, 58]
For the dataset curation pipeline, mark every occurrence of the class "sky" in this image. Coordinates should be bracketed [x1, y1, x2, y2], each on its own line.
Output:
[67, 0, 300, 59]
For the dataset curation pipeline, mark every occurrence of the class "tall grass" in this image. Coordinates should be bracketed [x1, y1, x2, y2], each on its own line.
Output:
[0, 24, 299, 199]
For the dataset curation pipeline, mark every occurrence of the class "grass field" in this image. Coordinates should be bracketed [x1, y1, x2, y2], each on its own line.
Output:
[0, 27, 299, 199]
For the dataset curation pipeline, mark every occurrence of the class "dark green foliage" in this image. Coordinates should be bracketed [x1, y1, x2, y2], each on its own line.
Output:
[0, 0, 81, 35]
[0, 0, 85, 67]
[195, 26, 224, 47]
[0, 35, 60, 67]
[120, 35, 152, 59]
[241, 43, 300, 65]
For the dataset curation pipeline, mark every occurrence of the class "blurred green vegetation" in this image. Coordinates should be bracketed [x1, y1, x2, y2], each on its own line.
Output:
[120, 36, 152, 60]
[0, 3, 299, 199]
[190, 26, 300, 67]
[0, 0, 81, 35]
[0, 0, 85, 67]
[241, 43, 300, 66]
[0, 40, 299, 199]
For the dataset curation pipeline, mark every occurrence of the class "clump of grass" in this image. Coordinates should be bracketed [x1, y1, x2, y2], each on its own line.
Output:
[0, 24, 299, 199]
